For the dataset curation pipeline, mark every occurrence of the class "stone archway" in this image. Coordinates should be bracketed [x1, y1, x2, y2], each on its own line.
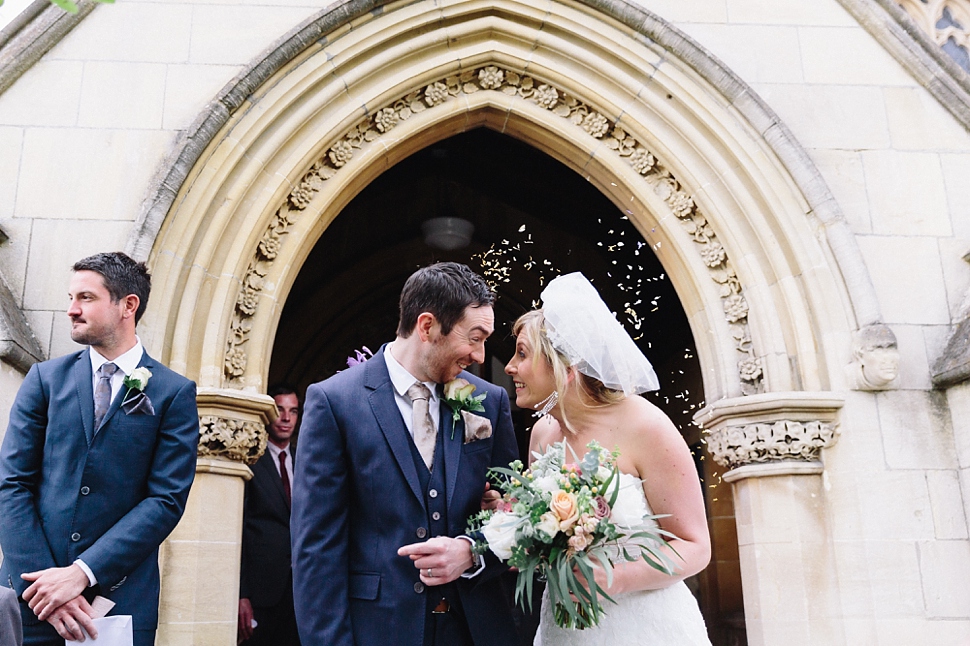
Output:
[136, 1, 870, 643]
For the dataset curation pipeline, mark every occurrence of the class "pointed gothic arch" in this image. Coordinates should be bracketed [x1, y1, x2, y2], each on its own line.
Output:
[138, 2, 867, 643]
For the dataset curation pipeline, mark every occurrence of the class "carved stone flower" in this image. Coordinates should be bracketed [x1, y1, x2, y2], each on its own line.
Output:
[668, 191, 695, 218]
[479, 65, 504, 90]
[738, 358, 762, 381]
[258, 232, 281, 260]
[328, 140, 354, 167]
[374, 107, 399, 133]
[425, 81, 449, 106]
[723, 294, 749, 323]
[534, 84, 559, 109]
[700, 241, 726, 267]
[630, 148, 656, 174]
[225, 347, 247, 377]
[237, 287, 259, 316]
[289, 185, 314, 210]
[582, 112, 610, 138]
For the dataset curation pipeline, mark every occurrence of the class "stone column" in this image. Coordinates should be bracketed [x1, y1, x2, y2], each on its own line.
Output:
[156, 388, 276, 646]
[694, 392, 844, 646]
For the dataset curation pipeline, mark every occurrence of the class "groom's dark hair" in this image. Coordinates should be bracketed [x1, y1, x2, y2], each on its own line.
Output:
[397, 262, 494, 338]
[73, 252, 152, 324]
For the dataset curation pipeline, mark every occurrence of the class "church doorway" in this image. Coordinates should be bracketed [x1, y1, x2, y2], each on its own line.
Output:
[267, 128, 745, 645]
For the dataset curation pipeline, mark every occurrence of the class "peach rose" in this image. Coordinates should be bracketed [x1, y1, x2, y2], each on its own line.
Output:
[551, 490, 579, 531]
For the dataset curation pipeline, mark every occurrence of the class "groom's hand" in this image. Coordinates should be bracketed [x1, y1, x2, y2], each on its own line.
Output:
[398, 537, 474, 585]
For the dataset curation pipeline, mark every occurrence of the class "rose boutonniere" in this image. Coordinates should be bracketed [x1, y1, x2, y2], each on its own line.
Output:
[122, 367, 155, 415]
[443, 378, 487, 438]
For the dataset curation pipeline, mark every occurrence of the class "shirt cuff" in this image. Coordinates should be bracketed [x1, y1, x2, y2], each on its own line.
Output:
[456, 535, 485, 579]
[73, 559, 97, 587]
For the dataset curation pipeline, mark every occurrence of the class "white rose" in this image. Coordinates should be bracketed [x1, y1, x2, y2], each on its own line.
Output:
[535, 512, 560, 540]
[532, 475, 559, 494]
[610, 484, 648, 528]
[482, 512, 520, 560]
[596, 466, 613, 482]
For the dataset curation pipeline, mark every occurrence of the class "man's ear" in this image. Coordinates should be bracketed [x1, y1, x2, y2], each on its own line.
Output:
[121, 294, 140, 321]
[415, 312, 438, 342]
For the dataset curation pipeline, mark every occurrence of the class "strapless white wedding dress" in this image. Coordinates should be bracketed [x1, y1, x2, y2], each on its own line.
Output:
[533, 474, 712, 646]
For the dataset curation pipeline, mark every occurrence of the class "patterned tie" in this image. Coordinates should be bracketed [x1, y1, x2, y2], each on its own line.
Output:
[279, 450, 291, 505]
[94, 362, 119, 428]
[406, 382, 436, 470]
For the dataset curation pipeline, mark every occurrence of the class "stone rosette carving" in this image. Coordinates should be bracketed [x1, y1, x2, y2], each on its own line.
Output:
[198, 415, 267, 465]
[706, 420, 840, 469]
[223, 64, 763, 393]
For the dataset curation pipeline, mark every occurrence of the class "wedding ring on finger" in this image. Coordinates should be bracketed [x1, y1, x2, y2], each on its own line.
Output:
[426, 568, 433, 578]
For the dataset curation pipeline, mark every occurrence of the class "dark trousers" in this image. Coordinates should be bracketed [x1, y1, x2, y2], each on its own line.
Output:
[242, 585, 300, 646]
[424, 585, 473, 646]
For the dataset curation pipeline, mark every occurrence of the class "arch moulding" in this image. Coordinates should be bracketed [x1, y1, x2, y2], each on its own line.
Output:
[138, 0, 860, 475]
[134, 3, 872, 642]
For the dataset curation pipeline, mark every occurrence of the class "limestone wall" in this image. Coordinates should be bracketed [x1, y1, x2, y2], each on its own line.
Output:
[0, 0, 968, 644]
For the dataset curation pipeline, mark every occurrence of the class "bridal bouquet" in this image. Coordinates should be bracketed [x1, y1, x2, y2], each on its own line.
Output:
[467, 441, 677, 630]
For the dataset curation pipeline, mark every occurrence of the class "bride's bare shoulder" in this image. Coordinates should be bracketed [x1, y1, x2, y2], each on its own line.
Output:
[528, 415, 563, 460]
[620, 395, 681, 440]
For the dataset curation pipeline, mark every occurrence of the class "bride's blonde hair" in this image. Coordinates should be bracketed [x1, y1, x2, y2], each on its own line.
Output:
[512, 310, 625, 434]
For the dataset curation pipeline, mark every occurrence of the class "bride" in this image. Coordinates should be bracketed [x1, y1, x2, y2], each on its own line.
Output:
[504, 272, 712, 645]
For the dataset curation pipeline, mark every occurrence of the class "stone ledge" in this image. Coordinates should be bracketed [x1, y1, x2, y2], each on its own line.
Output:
[722, 460, 824, 483]
[695, 391, 845, 471]
[0, 270, 45, 374]
[932, 317, 970, 388]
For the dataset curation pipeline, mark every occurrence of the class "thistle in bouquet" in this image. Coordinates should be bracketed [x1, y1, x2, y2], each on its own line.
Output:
[467, 440, 679, 630]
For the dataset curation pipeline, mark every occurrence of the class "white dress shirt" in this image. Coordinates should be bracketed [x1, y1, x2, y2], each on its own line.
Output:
[75, 340, 146, 587]
[89, 340, 145, 404]
[266, 441, 294, 484]
[383, 343, 440, 436]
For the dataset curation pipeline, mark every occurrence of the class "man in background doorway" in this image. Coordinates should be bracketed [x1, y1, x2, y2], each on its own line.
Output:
[238, 385, 301, 646]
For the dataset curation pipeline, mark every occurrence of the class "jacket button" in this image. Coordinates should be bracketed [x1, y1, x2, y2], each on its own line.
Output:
[413, 582, 425, 594]
[429, 489, 438, 498]
[71, 533, 81, 542]
[416, 527, 427, 539]
[80, 486, 90, 496]
[432, 512, 441, 521]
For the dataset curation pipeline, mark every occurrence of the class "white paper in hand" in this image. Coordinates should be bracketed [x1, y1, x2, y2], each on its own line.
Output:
[65, 615, 133, 646]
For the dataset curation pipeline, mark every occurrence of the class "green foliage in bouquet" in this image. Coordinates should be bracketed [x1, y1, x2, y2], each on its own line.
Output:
[468, 441, 680, 630]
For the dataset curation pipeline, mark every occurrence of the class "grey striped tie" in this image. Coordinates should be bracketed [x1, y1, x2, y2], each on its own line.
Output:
[94, 362, 119, 428]
[406, 382, 436, 470]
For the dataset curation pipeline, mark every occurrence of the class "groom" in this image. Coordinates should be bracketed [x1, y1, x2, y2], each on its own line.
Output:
[291, 262, 518, 646]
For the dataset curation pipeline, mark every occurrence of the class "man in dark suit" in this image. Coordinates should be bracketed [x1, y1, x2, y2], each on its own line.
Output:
[0, 252, 199, 646]
[291, 262, 519, 646]
[238, 385, 301, 646]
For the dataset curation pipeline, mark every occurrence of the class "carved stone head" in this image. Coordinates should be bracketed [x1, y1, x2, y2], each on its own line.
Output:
[847, 324, 899, 391]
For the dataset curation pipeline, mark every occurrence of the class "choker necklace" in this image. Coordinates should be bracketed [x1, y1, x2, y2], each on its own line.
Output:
[533, 391, 559, 418]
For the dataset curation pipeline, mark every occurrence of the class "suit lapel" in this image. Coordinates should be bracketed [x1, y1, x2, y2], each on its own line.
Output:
[95, 350, 154, 437]
[441, 399, 462, 508]
[258, 451, 290, 511]
[366, 350, 425, 507]
[74, 352, 95, 444]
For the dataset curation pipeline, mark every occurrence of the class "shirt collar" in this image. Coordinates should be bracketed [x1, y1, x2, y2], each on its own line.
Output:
[89, 338, 145, 377]
[266, 441, 289, 459]
[383, 343, 438, 401]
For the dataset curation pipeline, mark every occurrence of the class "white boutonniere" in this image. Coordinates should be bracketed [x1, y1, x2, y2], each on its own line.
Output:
[122, 367, 155, 415]
[443, 378, 487, 439]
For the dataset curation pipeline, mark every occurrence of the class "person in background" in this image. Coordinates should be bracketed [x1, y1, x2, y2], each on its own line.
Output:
[238, 385, 301, 646]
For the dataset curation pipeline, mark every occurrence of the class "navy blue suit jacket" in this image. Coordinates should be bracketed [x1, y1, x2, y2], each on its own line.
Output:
[291, 347, 518, 646]
[0, 349, 199, 633]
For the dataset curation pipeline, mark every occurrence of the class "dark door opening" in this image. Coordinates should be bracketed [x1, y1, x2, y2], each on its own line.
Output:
[270, 127, 743, 646]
